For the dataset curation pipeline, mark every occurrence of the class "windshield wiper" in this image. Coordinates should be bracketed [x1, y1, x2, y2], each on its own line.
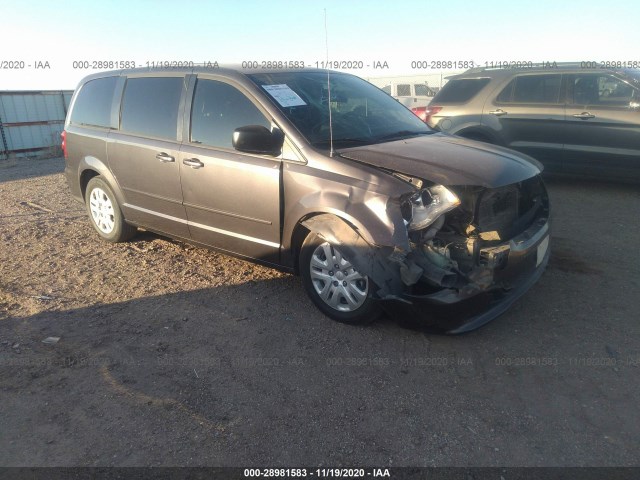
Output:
[313, 138, 372, 147]
[376, 130, 431, 141]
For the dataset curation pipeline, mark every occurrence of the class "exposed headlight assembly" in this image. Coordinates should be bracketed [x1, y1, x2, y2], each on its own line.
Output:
[403, 185, 460, 231]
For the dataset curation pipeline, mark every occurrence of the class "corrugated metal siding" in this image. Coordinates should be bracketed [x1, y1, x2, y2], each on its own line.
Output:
[4, 123, 63, 150]
[0, 91, 73, 159]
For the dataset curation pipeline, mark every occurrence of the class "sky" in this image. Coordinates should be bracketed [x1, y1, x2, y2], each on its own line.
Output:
[1, 0, 639, 90]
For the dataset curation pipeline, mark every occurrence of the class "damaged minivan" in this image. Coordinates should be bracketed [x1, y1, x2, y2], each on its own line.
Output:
[63, 67, 550, 333]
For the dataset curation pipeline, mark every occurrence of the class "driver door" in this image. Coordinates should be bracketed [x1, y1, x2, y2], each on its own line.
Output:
[179, 76, 282, 264]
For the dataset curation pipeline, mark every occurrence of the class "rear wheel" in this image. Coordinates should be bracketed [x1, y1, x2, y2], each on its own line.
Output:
[300, 232, 380, 324]
[85, 176, 136, 243]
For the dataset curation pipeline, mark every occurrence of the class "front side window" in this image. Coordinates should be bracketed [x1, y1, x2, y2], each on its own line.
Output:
[190, 79, 270, 149]
[571, 74, 635, 106]
[120, 77, 183, 140]
[511, 75, 561, 103]
[70, 76, 118, 128]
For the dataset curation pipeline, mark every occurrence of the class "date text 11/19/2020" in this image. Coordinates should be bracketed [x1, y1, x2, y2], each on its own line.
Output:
[243, 468, 391, 478]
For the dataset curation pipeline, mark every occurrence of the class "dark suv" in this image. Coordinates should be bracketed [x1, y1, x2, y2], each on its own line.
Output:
[425, 64, 640, 182]
[63, 67, 550, 333]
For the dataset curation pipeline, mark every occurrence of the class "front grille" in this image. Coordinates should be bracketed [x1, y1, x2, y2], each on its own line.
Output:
[477, 184, 519, 233]
[475, 176, 547, 239]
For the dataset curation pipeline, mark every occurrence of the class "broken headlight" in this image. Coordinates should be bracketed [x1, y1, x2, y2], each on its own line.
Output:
[403, 185, 461, 231]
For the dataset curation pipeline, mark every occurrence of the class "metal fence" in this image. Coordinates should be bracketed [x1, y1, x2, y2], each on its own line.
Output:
[0, 90, 73, 160]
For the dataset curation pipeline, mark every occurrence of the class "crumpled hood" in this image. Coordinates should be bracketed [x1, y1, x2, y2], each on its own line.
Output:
[338, 133, 543, 188]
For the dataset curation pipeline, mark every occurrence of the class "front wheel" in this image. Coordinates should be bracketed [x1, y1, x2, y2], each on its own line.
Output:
[85, 176, 136, 243]
[300, 232, 381, 325]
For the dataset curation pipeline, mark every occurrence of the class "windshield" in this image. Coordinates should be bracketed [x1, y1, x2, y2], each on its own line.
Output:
[248, 72, 432, 149]
[624, 69, 640, 84]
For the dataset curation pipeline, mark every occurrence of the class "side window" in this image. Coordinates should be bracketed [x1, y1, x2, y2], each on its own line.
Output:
[432, 78, 490, 103]
[120, 77, 183, 140]
[496, 79, 515, 103]
[396, 84, 411, 96]
[70, 77, 118, 128]
[190, 79, 270, 149]
[414, 84, 430, 96]
[512, 74, 561, 103]
[571, 75, 634, 106]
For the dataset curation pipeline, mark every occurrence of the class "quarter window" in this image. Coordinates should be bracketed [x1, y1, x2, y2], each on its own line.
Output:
[496, 79, 515, 103]
[70, 76, 118, 128]
[190, 79, 270, 149]
[120, 77, 183, 140]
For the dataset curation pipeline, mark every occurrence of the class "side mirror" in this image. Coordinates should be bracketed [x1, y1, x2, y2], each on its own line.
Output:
[232, 125, 284, 156]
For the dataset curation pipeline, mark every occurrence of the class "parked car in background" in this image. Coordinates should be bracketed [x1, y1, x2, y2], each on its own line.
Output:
[424, 64, 640, 182]
[382, 82, 437, 121]
[63, 67, 550, 333]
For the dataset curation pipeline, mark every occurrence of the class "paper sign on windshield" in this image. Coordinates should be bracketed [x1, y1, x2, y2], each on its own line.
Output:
[262, 84, 307, 107]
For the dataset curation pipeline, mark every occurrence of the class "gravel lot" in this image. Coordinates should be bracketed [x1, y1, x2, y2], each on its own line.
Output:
[1, 157, 639, 467]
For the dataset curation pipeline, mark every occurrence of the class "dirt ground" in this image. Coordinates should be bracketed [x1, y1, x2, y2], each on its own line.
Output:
[1, 157, 639, 467]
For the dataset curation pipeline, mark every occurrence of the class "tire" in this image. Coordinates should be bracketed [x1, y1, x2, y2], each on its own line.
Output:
[300, 232, 381, 325]
[85, 176, 136, 243]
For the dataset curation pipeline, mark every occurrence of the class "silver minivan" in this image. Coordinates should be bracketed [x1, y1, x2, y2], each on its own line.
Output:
[63, 67, 550, 333]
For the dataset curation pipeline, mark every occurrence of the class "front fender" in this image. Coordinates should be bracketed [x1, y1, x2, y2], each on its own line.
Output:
[283, 171, 411, 251]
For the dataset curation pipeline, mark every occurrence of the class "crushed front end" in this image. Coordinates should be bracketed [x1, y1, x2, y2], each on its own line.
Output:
[385, 175, 550, 333]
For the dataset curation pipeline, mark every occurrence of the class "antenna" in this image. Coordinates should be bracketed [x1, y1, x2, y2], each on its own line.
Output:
[324, 8, 334, 157]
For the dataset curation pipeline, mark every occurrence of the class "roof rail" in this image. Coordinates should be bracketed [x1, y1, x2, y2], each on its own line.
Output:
[462, 61, 602, 74]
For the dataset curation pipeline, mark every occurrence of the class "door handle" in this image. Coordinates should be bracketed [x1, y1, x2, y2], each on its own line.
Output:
[489, 109, 507, 116]
[156, 153, 175, 163]
[183, 158, 204, 169]
[572, 112, 595, 119]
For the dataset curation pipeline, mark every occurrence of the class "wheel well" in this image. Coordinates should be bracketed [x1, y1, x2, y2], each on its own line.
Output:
[290, 213, 371, 276]
[290, 221, 311, 276]
[80, 170, 100, 200]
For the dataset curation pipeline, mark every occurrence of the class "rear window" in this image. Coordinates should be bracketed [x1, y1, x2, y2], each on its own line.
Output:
[432, 78, 490, 103]
[70, 76, 118, 128]
[120, 77, 183, 140]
